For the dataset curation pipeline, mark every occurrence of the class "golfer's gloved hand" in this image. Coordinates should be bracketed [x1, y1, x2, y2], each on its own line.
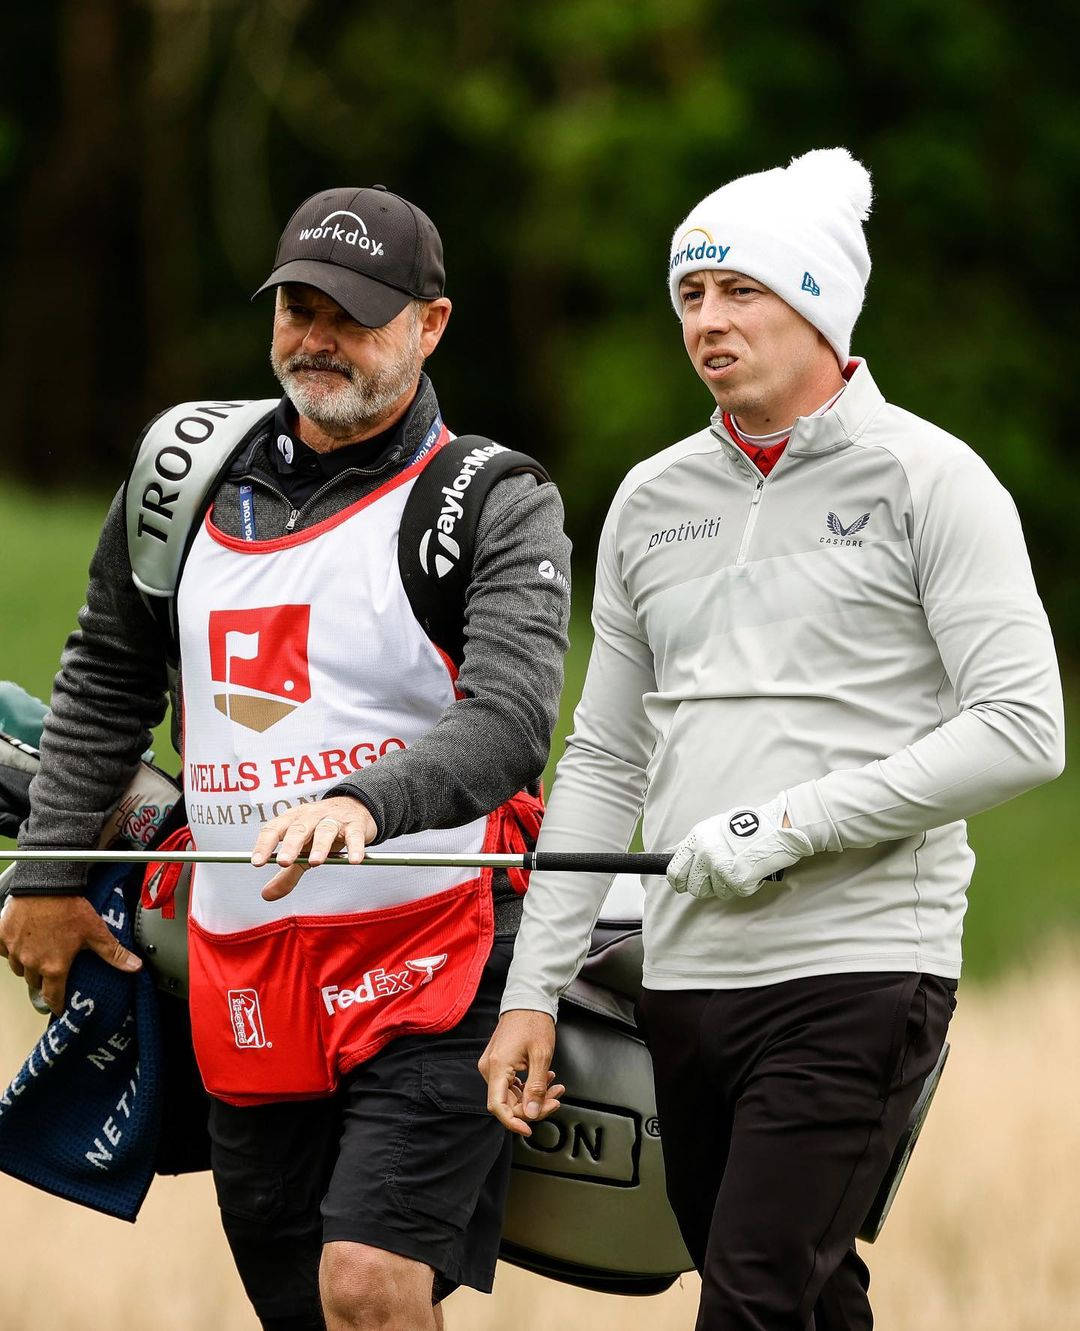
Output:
[667, 797, 814, 901]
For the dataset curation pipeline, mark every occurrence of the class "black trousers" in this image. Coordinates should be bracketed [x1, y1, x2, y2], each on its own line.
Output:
[638, 971, 955, 1331]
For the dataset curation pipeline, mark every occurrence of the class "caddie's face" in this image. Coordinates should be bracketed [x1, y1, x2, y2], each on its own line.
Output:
[269, 284, 450, 435]
[677, 270, 825, 420]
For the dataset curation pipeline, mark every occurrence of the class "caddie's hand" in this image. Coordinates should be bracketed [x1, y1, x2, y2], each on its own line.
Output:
[667, 796, 814, 902]
[252, 795, 377, 901]
[0, 894, 142, 1015]
[478, 1010, 565, 1138]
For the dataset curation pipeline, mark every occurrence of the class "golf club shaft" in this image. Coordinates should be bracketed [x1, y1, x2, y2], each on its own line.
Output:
[0, 847, 674, 875]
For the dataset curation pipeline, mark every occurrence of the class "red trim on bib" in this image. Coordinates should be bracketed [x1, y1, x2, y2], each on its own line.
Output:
[206, 426, 451, 553]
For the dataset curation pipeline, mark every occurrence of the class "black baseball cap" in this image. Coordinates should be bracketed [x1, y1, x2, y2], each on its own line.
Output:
[254, 185, 445, 328]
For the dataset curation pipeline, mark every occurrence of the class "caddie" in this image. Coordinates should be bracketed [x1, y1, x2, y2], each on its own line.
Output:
[480, 148, 1065, 1329]
[1, 185, 571, 1331]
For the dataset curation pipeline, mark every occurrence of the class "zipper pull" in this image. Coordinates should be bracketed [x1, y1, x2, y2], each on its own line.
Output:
[285, 508, 300, 532]
[751, 479, 764, 504]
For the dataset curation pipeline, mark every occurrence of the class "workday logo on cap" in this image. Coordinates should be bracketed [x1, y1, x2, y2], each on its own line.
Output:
[297, 210, 385, 257]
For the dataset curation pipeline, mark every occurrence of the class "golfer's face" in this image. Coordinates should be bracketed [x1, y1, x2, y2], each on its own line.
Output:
[271, 284, 418, 406]
[677, 270, 822, 415]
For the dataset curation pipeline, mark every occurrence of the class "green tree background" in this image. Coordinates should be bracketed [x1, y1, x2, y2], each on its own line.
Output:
[1, 0, 1077, 653]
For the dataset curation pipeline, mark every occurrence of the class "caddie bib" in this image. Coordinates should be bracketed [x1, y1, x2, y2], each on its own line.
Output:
[177, 435, 504, 1105]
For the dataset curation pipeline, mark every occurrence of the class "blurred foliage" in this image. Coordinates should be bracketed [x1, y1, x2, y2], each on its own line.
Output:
[0, 0, 1078, 653]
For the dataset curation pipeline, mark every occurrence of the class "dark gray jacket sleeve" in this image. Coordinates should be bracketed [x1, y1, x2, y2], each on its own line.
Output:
[9, 491, 171, 895]
[324, 473, 571, 839]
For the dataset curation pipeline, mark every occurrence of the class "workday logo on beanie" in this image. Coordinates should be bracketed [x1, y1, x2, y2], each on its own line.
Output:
[668, 148, 873, 363]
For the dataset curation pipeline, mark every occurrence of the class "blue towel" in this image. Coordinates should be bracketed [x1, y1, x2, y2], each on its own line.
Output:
[0, 863, 162, 1221]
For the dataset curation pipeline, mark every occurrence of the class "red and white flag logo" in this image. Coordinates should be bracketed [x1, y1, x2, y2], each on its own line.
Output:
[208, 605, 311, 732]
[228, 989, 267, 1048]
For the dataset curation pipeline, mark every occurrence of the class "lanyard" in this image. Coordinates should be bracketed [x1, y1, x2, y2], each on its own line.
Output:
[405, 412, 444, 467]
[239, 485, 257, 541]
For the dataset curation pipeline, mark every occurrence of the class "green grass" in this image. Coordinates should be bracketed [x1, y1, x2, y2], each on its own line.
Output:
[1, 481, 1075, 982]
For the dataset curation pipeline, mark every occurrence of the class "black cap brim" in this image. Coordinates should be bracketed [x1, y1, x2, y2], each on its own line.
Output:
[253, 259, 413, 329]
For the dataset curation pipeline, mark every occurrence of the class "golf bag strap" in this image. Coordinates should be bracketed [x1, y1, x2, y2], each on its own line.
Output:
[124, 400, 279, 658]
[398, 435, 550, 668]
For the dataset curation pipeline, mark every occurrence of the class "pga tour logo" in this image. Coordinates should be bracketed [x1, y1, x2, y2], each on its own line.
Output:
[298, 210, 385, 256]
[228, 989, 268, 1049]
[321, 955, 448, 1016]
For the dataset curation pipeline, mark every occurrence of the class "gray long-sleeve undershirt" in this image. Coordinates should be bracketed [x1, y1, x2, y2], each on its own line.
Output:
[11, 379, 570, 895]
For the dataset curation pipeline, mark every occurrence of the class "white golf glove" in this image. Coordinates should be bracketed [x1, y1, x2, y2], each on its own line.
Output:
[667, 797, 814, 901]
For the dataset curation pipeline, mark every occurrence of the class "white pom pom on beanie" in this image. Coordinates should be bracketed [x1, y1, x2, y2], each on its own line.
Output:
[667, 148, 873, 363]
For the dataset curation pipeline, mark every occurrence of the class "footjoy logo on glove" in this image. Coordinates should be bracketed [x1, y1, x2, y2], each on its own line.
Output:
[228, 989, 268, 1048]
[728, 810, 760, 837]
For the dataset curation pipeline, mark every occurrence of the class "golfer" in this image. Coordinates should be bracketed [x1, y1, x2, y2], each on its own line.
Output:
[480, 148, 1065, 1329]
[1, 186, 571, 1331]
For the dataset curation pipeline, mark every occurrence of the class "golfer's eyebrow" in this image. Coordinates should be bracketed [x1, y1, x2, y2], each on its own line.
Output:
[679, 272, 755, 291]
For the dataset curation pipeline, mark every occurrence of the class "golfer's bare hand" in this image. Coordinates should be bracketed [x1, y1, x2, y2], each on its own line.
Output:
[478, 1010, 565, 1137]
[0, 894, 141, 1015]
[252, 796, 377, 901]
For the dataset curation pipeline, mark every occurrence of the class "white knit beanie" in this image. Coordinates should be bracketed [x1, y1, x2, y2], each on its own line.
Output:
[667, 148, 873, 363]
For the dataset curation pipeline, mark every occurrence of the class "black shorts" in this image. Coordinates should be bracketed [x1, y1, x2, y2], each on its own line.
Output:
[208, 937, 514, 1328]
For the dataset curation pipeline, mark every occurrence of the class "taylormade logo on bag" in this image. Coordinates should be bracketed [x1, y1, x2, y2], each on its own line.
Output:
[418, 443, 509, 578]
[298, 210, 385, 256]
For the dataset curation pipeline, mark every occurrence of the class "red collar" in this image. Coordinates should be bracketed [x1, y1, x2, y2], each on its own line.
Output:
[723, 415, 789, 477]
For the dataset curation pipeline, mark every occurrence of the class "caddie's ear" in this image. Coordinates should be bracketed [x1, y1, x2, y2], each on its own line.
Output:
[418, 298, 452, 358]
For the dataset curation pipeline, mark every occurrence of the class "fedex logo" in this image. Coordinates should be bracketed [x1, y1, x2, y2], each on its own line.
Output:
[208, 605, 311, 732]
[321, 969, 413, 1014]
[321, 955, 448, 1016]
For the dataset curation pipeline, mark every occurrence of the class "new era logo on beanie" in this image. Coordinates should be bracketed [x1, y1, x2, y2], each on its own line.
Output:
[254, 185, 445, 329]
[667, 148, 873, 363]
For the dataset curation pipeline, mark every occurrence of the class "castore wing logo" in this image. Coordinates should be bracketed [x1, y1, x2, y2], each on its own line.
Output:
[826, 512, 870, 538]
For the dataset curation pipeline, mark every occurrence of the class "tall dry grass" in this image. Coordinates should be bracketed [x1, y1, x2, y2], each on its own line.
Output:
[1, 947, 1077, 1331]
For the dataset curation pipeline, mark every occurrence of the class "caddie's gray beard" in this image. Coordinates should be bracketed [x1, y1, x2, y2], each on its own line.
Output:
[270, 326, 422, 436]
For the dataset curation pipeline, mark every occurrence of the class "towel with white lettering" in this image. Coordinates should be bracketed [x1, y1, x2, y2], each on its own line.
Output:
[0, 864, 161, 1220]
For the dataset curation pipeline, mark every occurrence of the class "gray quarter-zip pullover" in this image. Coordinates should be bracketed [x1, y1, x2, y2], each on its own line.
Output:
[501, 360, 1064, 1015]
